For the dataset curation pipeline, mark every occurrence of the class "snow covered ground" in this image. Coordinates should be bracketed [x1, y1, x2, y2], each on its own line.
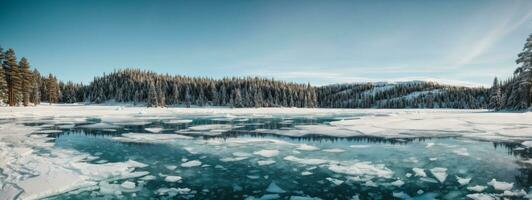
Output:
[1, 104, 532, 199]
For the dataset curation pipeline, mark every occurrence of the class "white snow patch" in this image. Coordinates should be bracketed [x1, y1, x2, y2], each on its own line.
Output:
[412, 168, 427, 177]
[181, 160, 202, 168]
[429, 167, 448, 183]
[257, 160, 276, 166]
[467, 185, 487, 192]
[145, 127, 164, 133]
[253, 149, 280, 158]
[164, 176, 182, 182]
[487, 179, 513, 191]
[456, 176, 471, 185]
[296, 144, 320, 151]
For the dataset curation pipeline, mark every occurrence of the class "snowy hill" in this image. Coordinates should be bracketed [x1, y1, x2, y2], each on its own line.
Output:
[318, 81, 489, 109]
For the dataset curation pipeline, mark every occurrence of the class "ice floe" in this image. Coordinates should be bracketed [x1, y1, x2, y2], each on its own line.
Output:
[467, 185, 487, 192]
[412, 168, 427, 177]
[296, 144, 320, 151]
[145, 127, 164, 133]
[487, 179, 513, 191]
[253, 149, 280, 158]
[257, 160, 276, 166]
[181, 160, 202, 167]
[456, 176, 471, 185]
[429, 167, 447, 183]
[265, 182, 286, 193]
[164, 176, 182, 182]
[322, 148, 346, 153]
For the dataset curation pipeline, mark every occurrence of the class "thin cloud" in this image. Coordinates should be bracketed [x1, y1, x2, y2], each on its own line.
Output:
[452, 2, 532, 67]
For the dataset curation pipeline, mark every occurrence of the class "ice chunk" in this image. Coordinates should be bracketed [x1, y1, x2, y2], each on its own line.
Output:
[466, 193, 497, 200]
[467, 185, 487, 192]
[301, 171, 313, 176]
[258, 160, 276, 166]
[181, 160, 202, 168]
[412, 168, 427, 177]
[456, 176, 471, 185]
[322, 148, 345, 153]
[253, 149, 280, 158]
[328, 163, 393, 178]
[232, 152, 252, 157]
[140, 175, 156, 181]
[165, 165, 177, 170]
[120, 181, 136, 190]
[163, 119, 193, 124]
[255, 194, 281, 200]
[392, 192, 411, 199]
[522, 141, 532, 147]
[289, 196, 322, 200]
[429, 167, 447, 183]
[247, 175, 260, 179]
[326, 177, 344, 185]
[145, 127, 164, 133]
[220, 157, 248, 162]
[266, 182, 286, 193]
[283, 156, 328, 165]
[164, 176, 182, 182]
[390, 179, 405, 187]
[487, 179, 513, 191]
[296, 144, 320, 151]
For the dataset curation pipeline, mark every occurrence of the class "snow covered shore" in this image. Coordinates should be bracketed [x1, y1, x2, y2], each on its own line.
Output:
[2, 104, 530, 142]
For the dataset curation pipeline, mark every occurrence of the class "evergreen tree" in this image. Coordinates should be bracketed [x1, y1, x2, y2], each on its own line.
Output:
[488, 77, 501, 109]
[0, 67, 7, 104]
[31, 69, 41, 105]
[19, 57, 32, 106]
[515, 34, 532, 75]
[4, 49, 22, 106]
[147, 81, 158, 107]
[0, 47, 6, 104]
[46, 74, 59, 104]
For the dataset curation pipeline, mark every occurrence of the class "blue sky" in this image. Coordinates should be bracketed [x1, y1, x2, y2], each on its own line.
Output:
[1, 0, 531, 86]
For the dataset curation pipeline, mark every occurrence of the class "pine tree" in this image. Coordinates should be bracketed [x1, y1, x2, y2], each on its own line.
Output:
[4, 49, 21, 106]
[46, 74, 59, 104]
[488, 77, 501, 109]
[19, 57, 32, 106]
[0, 48, 6, 104]
[31, 69, 41, 105]
[515, 34, 532, 75]
[147, 81, 158, 107]
[0, 67, 7, 104]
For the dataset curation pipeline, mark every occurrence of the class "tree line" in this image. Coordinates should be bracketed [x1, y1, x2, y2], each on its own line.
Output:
[0, 47, 60, 106]
[2, 33, 531, 110]
[488, 34, 532, 111]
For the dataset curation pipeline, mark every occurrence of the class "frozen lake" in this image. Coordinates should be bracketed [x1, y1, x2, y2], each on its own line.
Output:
[0, 105, 532, 200]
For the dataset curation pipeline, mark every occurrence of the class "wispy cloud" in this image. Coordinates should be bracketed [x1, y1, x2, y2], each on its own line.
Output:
[451, 1, 532, 67]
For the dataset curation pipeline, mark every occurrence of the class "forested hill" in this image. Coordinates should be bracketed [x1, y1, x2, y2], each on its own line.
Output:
[54, 69, 488, 109]
[318, 82, 489, 109]
[78, 69, 317, 108]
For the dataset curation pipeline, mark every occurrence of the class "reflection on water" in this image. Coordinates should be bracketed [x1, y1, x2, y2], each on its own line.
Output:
[18, 115, 532, 200]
